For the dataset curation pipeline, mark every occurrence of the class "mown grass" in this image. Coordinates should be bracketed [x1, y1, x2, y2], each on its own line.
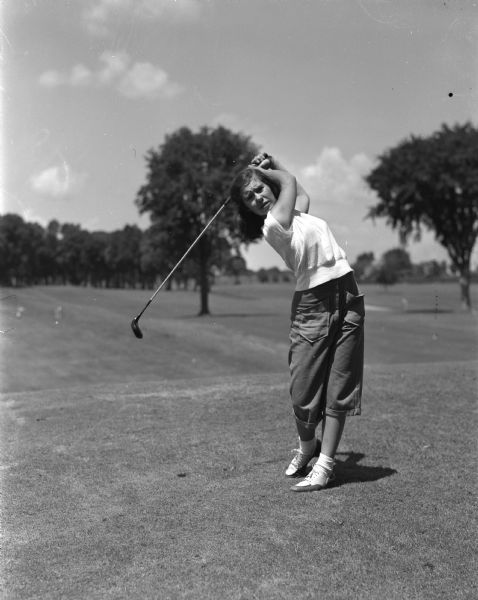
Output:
[1, 282, 477, 599]
[1, 281, 476, 393]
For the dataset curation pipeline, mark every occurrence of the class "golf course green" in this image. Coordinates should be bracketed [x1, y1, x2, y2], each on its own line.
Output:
[1, 281, 477, 599]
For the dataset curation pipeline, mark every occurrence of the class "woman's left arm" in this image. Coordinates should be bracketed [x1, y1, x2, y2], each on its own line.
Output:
[254, 166, 297, 229]
[273, 157, 310, 213]
[252, 153, 310, 213]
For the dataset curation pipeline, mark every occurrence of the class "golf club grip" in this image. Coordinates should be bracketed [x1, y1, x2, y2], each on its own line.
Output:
[148, 197, 231, 304]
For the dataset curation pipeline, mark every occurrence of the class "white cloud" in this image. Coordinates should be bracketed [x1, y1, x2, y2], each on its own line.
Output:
[97, 51, 130, 84]
[38, 70, 66, 87]
[117, 62, 183, 98]
[84, 0, 202, 36]
[301, 147, 376, 209]
[39, 65, 92, 88]
[38, 51, 183, 100]
[70, 64, 93, 86]
[29, 163, 84, 198]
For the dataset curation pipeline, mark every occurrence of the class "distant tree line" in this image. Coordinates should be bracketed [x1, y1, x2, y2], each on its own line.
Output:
[351, 247, 457, 287]
[256, 267, 292, 284]
[256, 248, 461, 287]
[1, 212, 471, 290]
[0, 213, 242, 289]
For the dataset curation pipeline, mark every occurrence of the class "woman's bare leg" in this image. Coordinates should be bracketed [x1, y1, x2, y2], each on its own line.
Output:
[321, 413, 346, 458]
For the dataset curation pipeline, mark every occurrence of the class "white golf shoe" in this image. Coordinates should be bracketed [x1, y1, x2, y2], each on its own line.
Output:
[285, 440, 321, 477]
[290, 463, 335, 492]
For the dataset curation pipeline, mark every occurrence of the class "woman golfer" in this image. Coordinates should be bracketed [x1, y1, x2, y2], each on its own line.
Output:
[230, 153, 364, 492]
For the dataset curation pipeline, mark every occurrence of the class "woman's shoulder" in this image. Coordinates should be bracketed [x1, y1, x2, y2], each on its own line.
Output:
[294, 210, 327, 227]
[264, 209, 327, 234]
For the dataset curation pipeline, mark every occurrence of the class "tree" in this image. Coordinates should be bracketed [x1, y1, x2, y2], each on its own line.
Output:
[84, 231, 110, 287]
[375, 265, 398, 288]
[415, 259, 448, 280]
[226, 254, 247, 284]
[135, 125, 258, 315]
[382, 247, 412, 279]
[371, 247, 412, 288]
[366, 122, 478, 309]
[26, 222, 48, 284]
[42, 220, 62, 284]
[0, 214, 42, 286]
[58, 223, 90, 285]
[351, 252, 375, 282]
[139, 222, 182, 290]
[105, 225, 143, 288]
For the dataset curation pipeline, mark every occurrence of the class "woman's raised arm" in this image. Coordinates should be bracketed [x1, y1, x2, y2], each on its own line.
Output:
[251, 153, 310, 214]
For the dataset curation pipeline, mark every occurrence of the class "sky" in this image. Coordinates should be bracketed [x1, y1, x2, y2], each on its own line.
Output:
[2, 0, 477, 270]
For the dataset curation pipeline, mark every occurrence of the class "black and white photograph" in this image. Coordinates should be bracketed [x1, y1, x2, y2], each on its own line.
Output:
[1, 1, 477, 598]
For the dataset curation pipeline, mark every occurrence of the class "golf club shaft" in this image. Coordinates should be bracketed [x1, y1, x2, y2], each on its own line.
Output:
[136, 196, 231, 320]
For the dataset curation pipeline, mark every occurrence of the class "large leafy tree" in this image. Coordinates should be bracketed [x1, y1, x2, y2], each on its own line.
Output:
[366, 122, 478, 309]
[135, 125, 258, 314]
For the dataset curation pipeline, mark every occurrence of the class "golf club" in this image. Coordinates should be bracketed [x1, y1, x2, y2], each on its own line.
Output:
[131, 196, 232, 338]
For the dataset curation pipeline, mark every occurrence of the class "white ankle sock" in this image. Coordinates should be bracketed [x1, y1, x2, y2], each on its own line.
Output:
[299, 438, 316, 455]
[316, 453, 335, 472]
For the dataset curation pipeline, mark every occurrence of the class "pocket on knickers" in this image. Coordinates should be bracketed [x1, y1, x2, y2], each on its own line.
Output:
[343, 292, 365, 328]
[291, 297, 330, 344]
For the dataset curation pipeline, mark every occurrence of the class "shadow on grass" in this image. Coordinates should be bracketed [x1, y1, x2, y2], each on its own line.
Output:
[331, 452, 397, 487]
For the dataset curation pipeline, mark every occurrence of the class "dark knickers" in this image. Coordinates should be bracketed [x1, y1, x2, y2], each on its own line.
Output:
[288, 272, 365, 431]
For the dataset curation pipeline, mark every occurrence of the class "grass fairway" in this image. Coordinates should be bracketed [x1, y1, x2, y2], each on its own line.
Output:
[1, 282, 477, 599]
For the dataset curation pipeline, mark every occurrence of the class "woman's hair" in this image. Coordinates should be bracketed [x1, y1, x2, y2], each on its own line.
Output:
[230, 166, 280, 242]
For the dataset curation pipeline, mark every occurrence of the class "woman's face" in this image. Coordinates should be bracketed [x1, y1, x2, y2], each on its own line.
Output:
[242, 174, 276, 216]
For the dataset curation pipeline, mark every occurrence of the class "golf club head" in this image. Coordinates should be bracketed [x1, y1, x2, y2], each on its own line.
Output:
[131, 317, 143, 339]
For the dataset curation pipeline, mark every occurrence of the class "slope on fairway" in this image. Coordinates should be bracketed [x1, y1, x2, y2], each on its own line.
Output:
[0, 284, 290, 393]
[1, 360, 476, 600]
[1, 282, 477, 394]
